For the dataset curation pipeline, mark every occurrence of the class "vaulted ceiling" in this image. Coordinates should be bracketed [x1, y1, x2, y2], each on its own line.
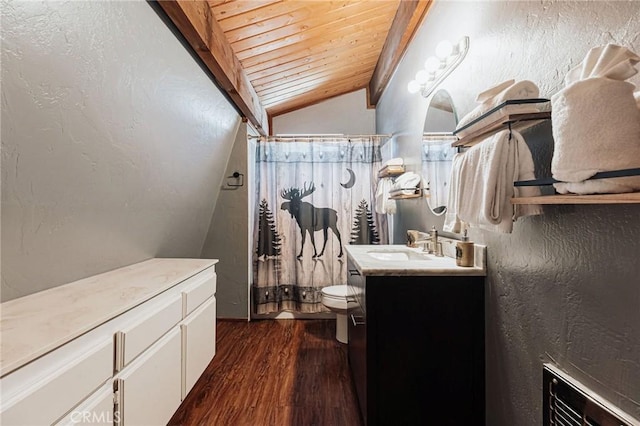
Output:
[157, 1, 432, 135]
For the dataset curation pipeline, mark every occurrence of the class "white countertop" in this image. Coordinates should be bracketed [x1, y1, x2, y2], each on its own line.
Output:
[0, 258, 217, 377]
[345, 243, 486, 276]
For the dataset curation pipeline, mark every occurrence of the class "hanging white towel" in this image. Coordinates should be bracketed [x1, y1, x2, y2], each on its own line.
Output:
[443, 153, 464, 233]
[456, 130, 542, 233]
[551, 44, 640, 194]
[375, 177, 396, 214]
[456, 80, 541, 137]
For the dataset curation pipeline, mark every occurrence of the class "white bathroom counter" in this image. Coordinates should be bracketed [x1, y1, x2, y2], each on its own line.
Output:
[345, 243, 486, 277]
[0, 258, 217, 377]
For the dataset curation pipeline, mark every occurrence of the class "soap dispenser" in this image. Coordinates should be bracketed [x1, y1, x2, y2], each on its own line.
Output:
[456, 229, 475, 267]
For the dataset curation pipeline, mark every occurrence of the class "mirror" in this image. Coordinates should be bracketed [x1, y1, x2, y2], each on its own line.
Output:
[421, 90, 458, 216]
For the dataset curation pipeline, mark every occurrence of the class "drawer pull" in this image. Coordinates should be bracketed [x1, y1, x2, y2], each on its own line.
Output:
[348, 269, 361, 276]
[350, 314, 365, 326]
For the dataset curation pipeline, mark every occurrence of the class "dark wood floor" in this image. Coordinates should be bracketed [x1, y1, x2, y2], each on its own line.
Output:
[169, 319, 362, 426]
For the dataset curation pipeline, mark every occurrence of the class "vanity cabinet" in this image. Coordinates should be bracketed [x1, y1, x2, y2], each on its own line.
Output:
[347, 255, 485, 425]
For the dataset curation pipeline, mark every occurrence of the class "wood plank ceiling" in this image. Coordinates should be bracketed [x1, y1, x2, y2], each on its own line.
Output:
[158, 1, 432, 135]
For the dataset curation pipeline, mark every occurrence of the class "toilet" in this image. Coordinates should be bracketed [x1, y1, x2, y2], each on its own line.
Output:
[321, 285, 349, 344]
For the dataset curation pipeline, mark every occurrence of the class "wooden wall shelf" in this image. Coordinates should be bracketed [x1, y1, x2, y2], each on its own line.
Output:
[389, 192, 426, 200]
[511, 192, 640, 205]
[378, 165, 405, 178]
[451, 98, 551, 148]
[452, 111, 551, 148]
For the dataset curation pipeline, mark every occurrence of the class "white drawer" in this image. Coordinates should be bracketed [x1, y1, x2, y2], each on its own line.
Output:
[181, 268, 216, 317]
[54, 382, 115, 426]
[115, 295, 182, 370]
[181, 296, 216, 398]
[115, 327, 182, 426]
[0, 339, 113, 426]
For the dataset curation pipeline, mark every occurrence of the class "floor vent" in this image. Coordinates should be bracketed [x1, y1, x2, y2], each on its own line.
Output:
[543, 363, 639, 426]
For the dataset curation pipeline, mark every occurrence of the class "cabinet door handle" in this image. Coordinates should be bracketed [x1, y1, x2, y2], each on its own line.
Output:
[350, 314, 365, 326]
[348, 269, 360, 276]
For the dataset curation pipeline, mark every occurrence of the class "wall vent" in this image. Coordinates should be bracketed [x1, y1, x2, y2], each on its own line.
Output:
[543, 363, 639, 426]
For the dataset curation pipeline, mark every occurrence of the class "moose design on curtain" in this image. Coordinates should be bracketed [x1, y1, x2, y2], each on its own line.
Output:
[253, 136, 387, 314]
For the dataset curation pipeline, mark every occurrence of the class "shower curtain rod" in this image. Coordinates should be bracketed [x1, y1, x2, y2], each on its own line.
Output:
[248, 134, 391, 141]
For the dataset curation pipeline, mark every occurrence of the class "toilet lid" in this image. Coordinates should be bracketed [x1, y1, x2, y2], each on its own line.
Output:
[322, 285, 348, 297]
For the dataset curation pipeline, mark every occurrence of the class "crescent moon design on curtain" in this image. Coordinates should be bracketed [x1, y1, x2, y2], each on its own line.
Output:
[340, 168, 356, 189]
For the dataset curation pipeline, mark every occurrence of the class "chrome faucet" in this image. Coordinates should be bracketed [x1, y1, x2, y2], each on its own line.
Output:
[426, 226, 444, 256]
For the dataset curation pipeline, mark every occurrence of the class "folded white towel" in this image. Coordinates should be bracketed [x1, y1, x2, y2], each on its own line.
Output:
[456, 130, 542, 233]
[551, 44, 640, 194]
[456, 80, 541, 136]
[565, 44, 640, 84]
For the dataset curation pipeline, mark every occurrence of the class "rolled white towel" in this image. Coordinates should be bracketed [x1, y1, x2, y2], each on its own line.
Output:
[551, 44, 640, 194]
[391, 172, 421, 191]
[384, 157, 404, 167]
[456, 80, 541, 136]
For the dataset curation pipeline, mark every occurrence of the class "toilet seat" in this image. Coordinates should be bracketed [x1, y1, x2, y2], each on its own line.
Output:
[321, 285, 348, 312]
[321, 285, 348, 298]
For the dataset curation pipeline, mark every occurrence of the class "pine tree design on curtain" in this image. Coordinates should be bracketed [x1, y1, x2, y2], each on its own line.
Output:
[350, 199, 380, 245]
[257, 199, 281, 259]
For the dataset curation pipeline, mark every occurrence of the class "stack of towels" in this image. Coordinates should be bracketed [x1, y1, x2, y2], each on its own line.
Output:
[551, 44, 640, 194]
[444, 129, 542, 234]
[455, 79, 541, 138]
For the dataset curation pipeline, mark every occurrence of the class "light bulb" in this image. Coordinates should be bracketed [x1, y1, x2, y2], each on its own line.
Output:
[436, 40, 454, 59]
[407, 80, 421, 94]
[424, 56, 441, 72]
[415, 70, 429, 84]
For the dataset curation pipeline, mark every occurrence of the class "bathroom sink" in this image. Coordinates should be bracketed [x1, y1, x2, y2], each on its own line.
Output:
[365, 248, 429, 262]
[366, 251, 410, 261]
[346, 244, 485, 276]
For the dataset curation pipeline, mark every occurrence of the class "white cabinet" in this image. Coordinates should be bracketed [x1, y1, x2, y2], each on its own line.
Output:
[181, 296, 217, 398]
[0, 259, 218, 426]
[115, 295, 182, 371]
[115, 328, 182, 426]
[181, 269, 216, 317]
[0, 339, 113, 426]
[55, 382, 115, 426]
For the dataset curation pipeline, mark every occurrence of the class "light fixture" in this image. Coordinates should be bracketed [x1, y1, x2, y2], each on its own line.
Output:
[407, 36, 469, 98]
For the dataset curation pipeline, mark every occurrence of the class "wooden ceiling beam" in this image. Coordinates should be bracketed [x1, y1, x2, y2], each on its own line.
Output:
[157, 0, 269, 135]
[367, 0, 433, 107]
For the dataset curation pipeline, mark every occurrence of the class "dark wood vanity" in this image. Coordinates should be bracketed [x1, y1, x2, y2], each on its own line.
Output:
[346, 250, 485, 425]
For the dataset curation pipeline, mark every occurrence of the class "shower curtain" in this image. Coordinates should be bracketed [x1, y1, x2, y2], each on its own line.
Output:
[252, 136, 387, 314]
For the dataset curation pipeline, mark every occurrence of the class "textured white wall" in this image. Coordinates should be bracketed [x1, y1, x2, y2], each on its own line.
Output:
[377, 1, 640, 424]
[1, 1, 240, 301]
[272, 89, 375, 134]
